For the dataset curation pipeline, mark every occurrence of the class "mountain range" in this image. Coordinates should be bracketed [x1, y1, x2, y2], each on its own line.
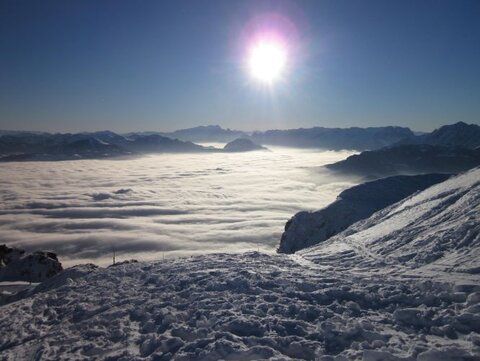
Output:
[1, 122, 479, 162]
[325, 122, 480, 179]
[152, 125, 416, 150]
[397, 121, 480, 149]
[0, 131, 265, 162]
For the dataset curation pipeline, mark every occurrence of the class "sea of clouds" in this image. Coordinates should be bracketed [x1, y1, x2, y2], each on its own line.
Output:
[0, 147, 357, 266]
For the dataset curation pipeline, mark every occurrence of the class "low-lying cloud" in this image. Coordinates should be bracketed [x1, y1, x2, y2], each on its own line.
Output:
[0, 148, 357, 266]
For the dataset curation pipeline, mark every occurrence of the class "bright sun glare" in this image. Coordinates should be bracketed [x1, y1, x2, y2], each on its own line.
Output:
[248, 40, 287, 84]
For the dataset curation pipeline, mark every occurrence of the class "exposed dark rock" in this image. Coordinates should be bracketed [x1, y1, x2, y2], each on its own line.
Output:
[0, 244, 63, 282]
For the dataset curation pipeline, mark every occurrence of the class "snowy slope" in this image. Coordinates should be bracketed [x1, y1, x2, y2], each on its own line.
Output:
[300, 167, 480, 279]
[278, 174, 451, 254]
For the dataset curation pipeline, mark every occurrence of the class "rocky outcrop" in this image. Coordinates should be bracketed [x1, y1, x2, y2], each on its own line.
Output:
[278, 174, 451, 254]
[0, 245, 63, 282]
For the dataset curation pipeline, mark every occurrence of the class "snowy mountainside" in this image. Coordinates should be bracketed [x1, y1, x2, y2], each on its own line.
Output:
[300, 167, 480, 278]
[278, 173, 451, 254]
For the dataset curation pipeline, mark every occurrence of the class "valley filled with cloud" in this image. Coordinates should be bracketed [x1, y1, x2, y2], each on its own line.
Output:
[0, 148, 356, 266]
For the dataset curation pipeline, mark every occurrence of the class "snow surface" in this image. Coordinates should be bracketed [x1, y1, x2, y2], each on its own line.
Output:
[1, 252, 479, 360]
[300, 167, 480, 280]
[0, 168, 479, 360]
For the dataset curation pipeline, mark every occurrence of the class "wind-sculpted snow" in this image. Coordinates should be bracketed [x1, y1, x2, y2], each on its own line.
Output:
[300, 167, 480, 278]
[278, 174, 451, 254]
[1, 253, 479, 360]
[0, 148, 356, 266]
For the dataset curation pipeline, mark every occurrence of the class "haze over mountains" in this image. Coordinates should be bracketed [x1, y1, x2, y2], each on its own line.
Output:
[159, 125, 414, 151]
[158, 125, 247, 143]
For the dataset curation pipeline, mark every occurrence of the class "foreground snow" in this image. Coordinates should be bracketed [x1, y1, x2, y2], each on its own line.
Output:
[1, 252, 479, 360]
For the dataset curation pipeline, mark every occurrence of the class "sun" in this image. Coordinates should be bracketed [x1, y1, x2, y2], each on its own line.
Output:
[248, 39, 287, 84]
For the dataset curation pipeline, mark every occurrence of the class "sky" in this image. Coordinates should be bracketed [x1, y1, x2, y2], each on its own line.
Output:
[0, 0, 479, 133]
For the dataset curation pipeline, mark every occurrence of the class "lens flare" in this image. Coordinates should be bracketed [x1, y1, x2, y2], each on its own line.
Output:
[248, 39, 287, 84]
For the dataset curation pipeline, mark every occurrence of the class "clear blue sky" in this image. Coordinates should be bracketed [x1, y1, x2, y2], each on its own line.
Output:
[1, 0, 479, 132]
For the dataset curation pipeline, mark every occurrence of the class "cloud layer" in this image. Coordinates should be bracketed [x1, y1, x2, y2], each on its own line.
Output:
[0, 147, 356, 266]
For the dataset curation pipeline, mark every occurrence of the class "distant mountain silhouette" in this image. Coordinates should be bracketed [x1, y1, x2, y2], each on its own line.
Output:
[2, 122, 478, 162]
[223, 138, 266, 152]
[0, 137, 131, 161]
[125, 134, 205, 153]
[326, 144, 480, 179]
[0, 131, 268, 161]
[249, 126, 414, 150]
[159, 125, 247, 143]
[148, 125, 417, 151]
[396, 122, 480, 149]
[0, 131, 207, 161]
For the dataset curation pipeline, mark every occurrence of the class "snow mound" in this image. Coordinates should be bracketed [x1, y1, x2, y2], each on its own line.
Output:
[278, 174, 450, 254]
[1, 252, 480, 360]
[300, 167, 480, 278]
